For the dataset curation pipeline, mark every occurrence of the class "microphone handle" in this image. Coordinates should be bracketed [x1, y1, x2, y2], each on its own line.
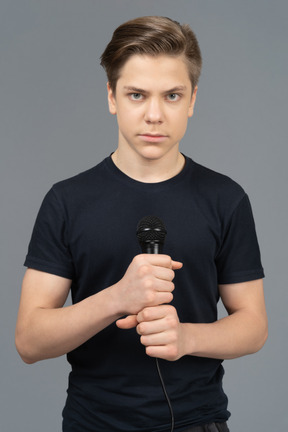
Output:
[140, 241, 163, 254]
[140, 240, 174, 431]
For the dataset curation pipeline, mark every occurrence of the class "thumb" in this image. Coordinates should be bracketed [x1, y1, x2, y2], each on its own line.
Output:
[116, 314, 138, 329]
[172, 260, 183, 270]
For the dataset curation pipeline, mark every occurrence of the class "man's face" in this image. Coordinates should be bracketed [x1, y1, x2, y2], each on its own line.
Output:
[107, 54, 197, 163]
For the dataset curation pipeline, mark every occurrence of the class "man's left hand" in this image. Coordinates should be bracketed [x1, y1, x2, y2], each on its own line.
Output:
[136, 305, 186, 361]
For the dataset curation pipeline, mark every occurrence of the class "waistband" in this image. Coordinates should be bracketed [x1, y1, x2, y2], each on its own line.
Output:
[181, 422, 229, 432]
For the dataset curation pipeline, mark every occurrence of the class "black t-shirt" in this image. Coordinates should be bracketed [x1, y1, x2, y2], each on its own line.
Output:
[24, 156, 264, 432]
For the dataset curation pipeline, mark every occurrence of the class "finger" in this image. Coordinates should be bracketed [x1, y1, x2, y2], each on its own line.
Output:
[116, 315, 138, 329]
[137, 318, 168, 336]
[145, 345, 178, 361]
[152, 278, 175, 293]
[140, 331, 172, 347]
[171, 260, 183, 270]
[137, 305, 172, 323]
[153, 266, 175, 282]
[153, 291, 174, 305]
[139, 254, 182, 270]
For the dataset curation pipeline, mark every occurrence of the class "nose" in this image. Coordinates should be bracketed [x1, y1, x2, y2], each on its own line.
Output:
[144, 98, 163, 124]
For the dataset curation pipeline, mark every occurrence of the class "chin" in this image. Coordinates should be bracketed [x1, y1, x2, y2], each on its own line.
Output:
[138, 146, 171, 161]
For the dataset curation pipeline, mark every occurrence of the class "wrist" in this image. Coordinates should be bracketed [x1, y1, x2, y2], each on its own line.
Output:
[103, 282, 126, 318]
[181, 323, 197, 357]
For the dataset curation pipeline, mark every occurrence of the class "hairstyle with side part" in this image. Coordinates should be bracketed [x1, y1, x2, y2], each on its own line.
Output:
[100, 16, 202, 94]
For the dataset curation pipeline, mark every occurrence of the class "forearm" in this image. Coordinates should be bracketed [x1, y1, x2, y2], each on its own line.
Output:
[16, 255, 183, 364]
[16, 285, 122, 364]
[182, 310, 268, 360]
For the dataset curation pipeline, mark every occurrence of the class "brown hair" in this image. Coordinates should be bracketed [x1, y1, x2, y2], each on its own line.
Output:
[100, 16, 202, 94]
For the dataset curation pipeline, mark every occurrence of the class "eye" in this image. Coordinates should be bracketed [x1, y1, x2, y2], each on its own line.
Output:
[166, 93, 180, 102]
[129, 93, 143, 101]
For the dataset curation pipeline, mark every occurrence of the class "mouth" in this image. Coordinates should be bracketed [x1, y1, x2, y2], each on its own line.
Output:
[138, 134, 168, 143]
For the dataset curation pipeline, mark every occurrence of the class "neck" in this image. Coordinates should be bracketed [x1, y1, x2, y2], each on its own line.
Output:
[111, 150, 185, 183]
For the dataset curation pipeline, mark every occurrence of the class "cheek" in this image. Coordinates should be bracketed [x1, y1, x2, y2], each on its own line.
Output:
[117, 111, 138, 139]
[118, 107, 139, 127]
[172, 114, 189, 136]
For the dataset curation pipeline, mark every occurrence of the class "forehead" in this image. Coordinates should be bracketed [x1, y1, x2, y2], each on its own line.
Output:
[116, 54, 191, 91]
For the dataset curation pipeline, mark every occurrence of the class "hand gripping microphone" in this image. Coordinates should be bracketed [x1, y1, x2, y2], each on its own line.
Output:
[136, 215, 167, 254]
[136, 215, 174, 432]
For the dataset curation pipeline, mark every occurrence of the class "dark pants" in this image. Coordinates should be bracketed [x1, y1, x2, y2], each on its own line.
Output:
[182, 422, 230, 432]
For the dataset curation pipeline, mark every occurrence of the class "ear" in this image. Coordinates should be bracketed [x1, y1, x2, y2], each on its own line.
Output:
[107, 83, 117, 115]
[188, 86, 198, 118]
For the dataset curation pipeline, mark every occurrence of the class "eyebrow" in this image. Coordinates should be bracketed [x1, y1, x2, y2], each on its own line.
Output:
[123, 85, 188, 94]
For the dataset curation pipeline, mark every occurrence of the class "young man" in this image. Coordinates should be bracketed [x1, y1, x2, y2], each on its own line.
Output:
[15, 16, 267, 432]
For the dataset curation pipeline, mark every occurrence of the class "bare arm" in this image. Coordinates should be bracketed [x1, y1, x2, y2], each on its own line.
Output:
[15, 255, 182, 364]
[15, 269, 122, 363]
[182, 279, 268, 359]
[135, 279, 268, 361]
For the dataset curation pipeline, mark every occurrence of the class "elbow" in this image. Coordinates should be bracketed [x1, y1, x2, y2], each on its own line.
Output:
[15, 345, 35, 365]
[259, 314, 268, 350]
[15, 329, 39, 365]
[18, 353, 37, 365]
[258, 325, 268, 352]
[251, 319, 268, 354]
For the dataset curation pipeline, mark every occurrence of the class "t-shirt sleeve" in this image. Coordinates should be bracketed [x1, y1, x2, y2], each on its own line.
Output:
[24, 187, 75, 279]
[216, 193, 264, 284]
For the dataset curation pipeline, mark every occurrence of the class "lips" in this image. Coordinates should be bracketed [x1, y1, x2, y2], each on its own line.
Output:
[138, 134, 168, 143]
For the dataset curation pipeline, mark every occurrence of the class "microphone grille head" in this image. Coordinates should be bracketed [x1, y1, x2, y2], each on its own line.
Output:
[136, 215, 167, 243]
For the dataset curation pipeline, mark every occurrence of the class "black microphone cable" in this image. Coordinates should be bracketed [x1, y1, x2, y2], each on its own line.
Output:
[156, 358, 174, 432]
[137, 216, 175, 432]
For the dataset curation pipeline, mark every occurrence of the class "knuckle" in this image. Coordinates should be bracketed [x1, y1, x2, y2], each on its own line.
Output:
[132, 255, 142, 266]
[144, 290, 155, 304]
[171, 319, 178, 330]
[168, 346, 178, 360]
[138, 265, 151, 278]
[166, 304, 176, 313]
[169, 270, 175, 280]
[166, 292, 173, 303]
[169, 281, 175, 291]
[142, 308, 151, 320]
[164, 255, 172, 267]
[143, 277, 153, 290]
[137, 322, 145, 334]
[167, 315, 177, 328]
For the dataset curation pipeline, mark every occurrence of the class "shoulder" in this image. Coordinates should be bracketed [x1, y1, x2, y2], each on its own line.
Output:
[52, 158, 108, 195]
[183, 158, 249, 229]
[191, 160, 244, 195]
[188, 159, 246, 212]
[46, 157, 115, 208]
[37, 158, 111, 217]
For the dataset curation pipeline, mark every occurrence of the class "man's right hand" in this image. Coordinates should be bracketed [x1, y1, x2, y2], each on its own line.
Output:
[15, 255, 182, 363]
[114, 254, 182, 329]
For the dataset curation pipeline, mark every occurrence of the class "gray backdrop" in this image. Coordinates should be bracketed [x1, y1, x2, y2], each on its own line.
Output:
[1, 1, 287, 431]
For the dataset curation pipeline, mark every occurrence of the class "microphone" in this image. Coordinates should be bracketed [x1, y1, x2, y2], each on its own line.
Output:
[136, 215, 167, 254]
[136, 216, 174, 432]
